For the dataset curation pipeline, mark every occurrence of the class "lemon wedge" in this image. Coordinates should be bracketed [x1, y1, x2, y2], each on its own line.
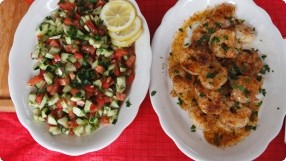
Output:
[100, 0, 136, 32]
[111, 28, 142, 47]
[109, 16, 142, 41]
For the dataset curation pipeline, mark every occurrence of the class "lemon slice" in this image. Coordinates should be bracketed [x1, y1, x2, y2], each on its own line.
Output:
[100, 0, 136, 32]
[111, 28, 142, 47]
[109, 16, 142, 41]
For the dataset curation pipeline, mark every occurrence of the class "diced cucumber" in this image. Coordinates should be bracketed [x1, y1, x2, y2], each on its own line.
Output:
[65, 36, 72, 44]
[103, 106, 111, 115]
[84, 100, 92, 112]
[76, 118, 87, 125]
[36, 23, 49, 36]
[49, 126, 61, 135]
[93, 79, 102, 89]
[85, 124, 94, 134]
[68, 55, 77, 63]
[62, 85, 72, 93]
[89, 117, 99, 125]
[31, 49, 40, 59]
[47, 93, 60, 106]
[89, 38, 103, 48]
[119, 66, 126, 72]
[70, 96, 82, 102]
[110, 100, 119, 108]
[73, 125, 84, 136]
[41, 107, 48, 119]
[49, 47, 61, 54]
[39, 62, 49, 70]
[49, 35, 61, 39]
[108, 64, 115, 71]
[39, 95, 48, 109]
[43, 72, 54, 85]
[107, 109, 118, 117]
[104, 88, 113, 97]
[33, 108, 41, 115]
[65, 62, 76, 72]
[93, 6, 102, 15]
[47, 114, 58, 125]
[92, 60, 99, 69]
[61, 53, 71, 63]
[55, 67, 63, 76]
[96, 48, 114, 57]
[57, 117, 68, 128]
[96, 109, 103, 117]
[84, 25, 90, 32]
[45, 53, 54, 59]
[73, 107, 85, 117]
[116, 76, 126, 93]
[28, 93, 36, 105]
[61, 128, 70, 135]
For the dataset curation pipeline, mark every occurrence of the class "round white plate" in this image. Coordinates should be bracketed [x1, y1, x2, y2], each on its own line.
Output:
[150, 0, 286, 160]
[8, 0, 152, 156]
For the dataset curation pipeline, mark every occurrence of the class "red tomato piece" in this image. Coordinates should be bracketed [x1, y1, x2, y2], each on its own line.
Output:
[86, 20, 98, 34]
[95, 65, 105, 74]
[125, 55, 136, 67]
[64, 18, 72, 25]
[58, 2, 76, 12]
[126, 73, 135, 85]
[113, 64, 121, 76]
[84, 85, 95, 93]
[27, 75, 44, 86]
[116, 93, 126, 101]
[96, 0, 107, 7]
[53, 54, 61, 62]
[90, 104, 100, 112]
[114, 49, 128, 58]
[82, 45, 95, 55]
[48, 39, 60, 48]
[56, 100, 63, 109]
[70, 88, 79, 96]
[100, 116, 110, 124]
[57, 78, 70, 86]
[65, 45, 78, 53]
[74, 52, 83, 59]
[36, 94, 43, 105]
[96, 97, 105, 108]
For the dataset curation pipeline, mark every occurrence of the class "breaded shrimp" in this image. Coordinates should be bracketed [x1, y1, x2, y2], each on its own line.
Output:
[188, 105, 218, 130]
[235, 24, 255, 44]
[199, 60, 228, 90]
[194, 83, 226, 114]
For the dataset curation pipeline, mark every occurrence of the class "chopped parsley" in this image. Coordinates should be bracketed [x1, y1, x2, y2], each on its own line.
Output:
[260, 64, 270, 74]
[259, 88, 266, 96]
[210, 36, 220, 45]
[261, 54, 267, 60]
[221, 44, 230, 52]
[257, 101, 263, 107]
[126, 99, 132, 107]
[151, 90, 157, 96]
[177, 97, 183, 105]
[206, 72, 217, 78]
[191, 125, 196, 132]
[245, 125, 256, 131]
[178, 28, 183, 32]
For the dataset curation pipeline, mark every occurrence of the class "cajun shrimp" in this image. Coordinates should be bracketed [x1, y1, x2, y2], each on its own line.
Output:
[180, 47, 211, 75]
[194, 83, 226, 114]
[235, 24, 255, 44]
[235, 49, 263, 76]
[219, 106, 252, 129]
[188, 105, 218, 130]
[231, 76, 262, 104]
[209, 29, 238, 58]
[199, 60, 228, 90]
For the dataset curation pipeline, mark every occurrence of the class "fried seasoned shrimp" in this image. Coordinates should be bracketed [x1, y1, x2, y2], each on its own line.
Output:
[195, 83, 226, 114]
[168, 64, 189, 79]
[209, 29, 238, 58]
[231, 76, 262, 104]
[210, 3, 235, 29]
[235, 49, 263, 76]
[199, 60, 228, 90]
[180, 48, 211, 75]
[172, 75, 194, 94]
[219, 106, 252, 129]
[188, 105, 218, 130]
[235, 24, 255, 44]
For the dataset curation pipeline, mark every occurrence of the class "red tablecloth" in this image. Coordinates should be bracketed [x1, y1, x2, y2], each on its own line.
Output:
[1, 0, 285, 160]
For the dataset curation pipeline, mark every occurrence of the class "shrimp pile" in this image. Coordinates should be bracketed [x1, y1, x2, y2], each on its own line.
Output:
[168, 3, 266, 147]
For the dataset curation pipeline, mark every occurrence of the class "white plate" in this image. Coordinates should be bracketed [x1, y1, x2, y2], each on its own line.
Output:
[8, 0, 152, 156]
[150, 0, 286, 160]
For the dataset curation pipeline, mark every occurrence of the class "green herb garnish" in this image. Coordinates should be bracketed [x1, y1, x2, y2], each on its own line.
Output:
[151, 90, 157, 96]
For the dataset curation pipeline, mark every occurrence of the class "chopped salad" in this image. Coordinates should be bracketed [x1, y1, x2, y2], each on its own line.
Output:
[27, 0, 136, 136]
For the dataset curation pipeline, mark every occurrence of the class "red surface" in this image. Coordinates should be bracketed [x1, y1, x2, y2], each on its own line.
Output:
[1, 0, 286, 160]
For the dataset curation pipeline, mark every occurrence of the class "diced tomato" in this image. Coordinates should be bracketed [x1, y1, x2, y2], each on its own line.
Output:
[98, 27, 106, 36]
[47, 84, 61, 95]
[96, 0, 107, 7]
[47, 39, 60, 48]
[69, 101, 77, 107]
[75, 13, 81, 20]
[90, 104, 100, 112]
[74, 62, 81, 69]
[95, 65, 105, 74]
[115, 49, 128, 58]
[68, 111, 76, 120]
[68, 119, 78, 127]
[27, 75, 44, 86]
[56, 100, 63, 109]
[58, 2, 76, 12]
[65, 44, 78, 53]
[84, 85, 95, 93]
[70, 88, 79, 96]
[86, 20, 98, 34]
[39, 69, 45, 75]
[57, 109, 64, 119]
[113, 64, 121, 76]
[57, 78, 70, 86]
[100, 116, 110, 124]
[116, 93, 126, 101]
[126, 73, 135, 85]
[53, 54, 61, 62]
[125, 55, 136, 67]
[103, 96, 111, 103]
[102, 82, 110, 89]
[82, 45, 95, 55]
[64, 18, 72, 25]
[85, 91, 93, 99]
[74, 52, 83, 59]
[69, 130, 74, 136]
[36, 94, 43, 105]
[96, 97, 105, 107]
